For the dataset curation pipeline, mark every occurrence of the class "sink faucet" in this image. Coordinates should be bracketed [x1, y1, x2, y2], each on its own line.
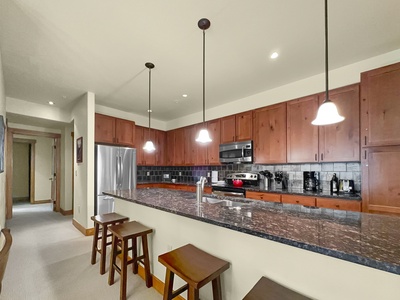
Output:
[196, 176, 207, 204]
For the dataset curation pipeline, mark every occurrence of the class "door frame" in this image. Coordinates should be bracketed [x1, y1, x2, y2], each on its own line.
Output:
[6, 128, 61, 219]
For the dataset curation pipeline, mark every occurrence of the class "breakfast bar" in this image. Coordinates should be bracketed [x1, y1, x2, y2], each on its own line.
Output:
[105, 188, 400, 300]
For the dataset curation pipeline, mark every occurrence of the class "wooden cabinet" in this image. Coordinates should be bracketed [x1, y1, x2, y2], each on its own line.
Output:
[246, 191, 281, 203]
[184, 126, 196, 165]
[135, 126, 145, 165]
[193, 124, 208, 165]
[316, 197, 361, 212]
[220, 111, 253, 143]
[362, 146, 400, 215]
[155, 130, 166, 166]
[95, 113, 135, 147]
[166, 130, 175, 166]
[135, 126, 165, 166]
[287, 95, 319, 163]
[206, 119, 221, 165]
[174, 128, 185, 166]
[253, 103, 287, 164]
[318, 84, 360, 162]
[281, 194, 316, 206]
[361, 62, 400, 147]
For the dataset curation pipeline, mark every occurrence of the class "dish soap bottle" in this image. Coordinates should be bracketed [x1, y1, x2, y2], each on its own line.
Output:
[330, 173, 339, 194]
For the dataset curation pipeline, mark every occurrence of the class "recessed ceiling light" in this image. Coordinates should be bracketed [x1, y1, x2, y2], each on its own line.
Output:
[182, 94, 188, 98]
[48, 101, 54, 105]
[270, 52, 279, 59]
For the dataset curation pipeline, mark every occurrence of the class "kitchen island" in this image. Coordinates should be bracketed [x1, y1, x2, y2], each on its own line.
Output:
[105, 188, 400, 300]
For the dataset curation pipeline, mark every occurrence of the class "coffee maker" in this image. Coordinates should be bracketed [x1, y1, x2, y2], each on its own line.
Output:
[303, 171, 319, 191]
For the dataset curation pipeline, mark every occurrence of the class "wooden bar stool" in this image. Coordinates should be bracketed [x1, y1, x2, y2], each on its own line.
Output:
[91, 213, 129, 275]
[243, 276, 311, 300]
[108, 221, 153, 300]
[158, 244, 230, 300]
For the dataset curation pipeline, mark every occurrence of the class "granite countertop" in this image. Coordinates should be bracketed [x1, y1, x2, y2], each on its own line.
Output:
[105, 188, 400, 275]
[137, 181, 362, 200]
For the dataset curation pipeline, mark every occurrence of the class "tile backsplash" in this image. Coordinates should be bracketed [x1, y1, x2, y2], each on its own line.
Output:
[137, 162, 361, 192]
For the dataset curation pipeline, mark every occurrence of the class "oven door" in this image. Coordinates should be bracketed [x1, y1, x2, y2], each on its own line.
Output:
[212, 186, 245, 198]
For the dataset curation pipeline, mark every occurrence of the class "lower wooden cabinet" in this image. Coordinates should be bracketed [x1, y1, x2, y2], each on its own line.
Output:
[316, 197, 361, 212]
[281, 194, 316, 206]
[246, 191, 281, 203]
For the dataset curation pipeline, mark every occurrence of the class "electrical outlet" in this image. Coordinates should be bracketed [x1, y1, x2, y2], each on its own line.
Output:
[207, 172, 210, 177]
[163, 174, 170, 179]
[147, 172, 150, 176]
[179, 172, 182, 176]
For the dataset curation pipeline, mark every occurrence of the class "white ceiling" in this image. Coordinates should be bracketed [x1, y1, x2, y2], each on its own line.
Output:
[1, 0, 400, 123]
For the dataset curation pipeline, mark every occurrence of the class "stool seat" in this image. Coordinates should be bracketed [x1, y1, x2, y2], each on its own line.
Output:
[243, 276, 311, 300]
[158, 244, 230, 300]
[91, 213, 129, 275]
[108, 221, 153, 300]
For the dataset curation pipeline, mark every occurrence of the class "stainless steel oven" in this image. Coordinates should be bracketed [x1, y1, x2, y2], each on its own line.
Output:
[219, 140, 253, 164]
[212, 186, 246, 198]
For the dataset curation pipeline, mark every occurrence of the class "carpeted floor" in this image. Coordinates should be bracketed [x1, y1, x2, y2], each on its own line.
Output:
[2, 202, 161, 299]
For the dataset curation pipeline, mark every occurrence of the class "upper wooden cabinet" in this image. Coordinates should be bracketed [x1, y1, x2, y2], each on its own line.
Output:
[135, 125, 166, 166]
[361, 62, 400, 147]
[155, 130, 166, 166]
[174, 128, 185, 166]
[184, 126, 196, 165]
[220, 111, 253, 143]
[253, 102, 287, 164]
[206, 119, 221, 165]
[318, 84, 360, 162]
[95, 113, 135, 147]
[287, 95, 319, 163]
[166, 130, 175, 166]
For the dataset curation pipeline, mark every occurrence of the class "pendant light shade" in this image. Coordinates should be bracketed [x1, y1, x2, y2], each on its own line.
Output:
[195, 18, 212, 144]
[312, 0, 344, 126]
[143, 62, 156, 152]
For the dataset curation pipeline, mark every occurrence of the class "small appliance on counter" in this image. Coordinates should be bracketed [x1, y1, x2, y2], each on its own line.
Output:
[259, 170, 273, 190]
[211, 171, 219, 183]
[274, 171, 288, 190]
[339, 179, 355, 193]
[303, 171, 319, 192]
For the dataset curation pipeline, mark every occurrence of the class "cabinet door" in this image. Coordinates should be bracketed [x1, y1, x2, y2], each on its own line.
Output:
[155, 130, 166, 166]
[246, 191, 281, 203]
[143, 128, 156, 166]
[362, 146, 400, 215]
[220, 115, 236, 144]
[95, 114, 115, 144]
[207, 119, 221, 165]
[166, 130, 175, 166]
[193, 124, 208, 165]
[253, 103, 287, 164]
[184, 126, 195, 165]
[115, 118, 135, 147]
[287, 95, 319, 163]
[281, 194, 316, 206]
[174, 128, 185, 166]
[316, 197, 361, 212]
[236, 111, 253, 141]
[361, 62, 400, 147]
[319, 84, 360, 162]
[134, 126, 145, 165]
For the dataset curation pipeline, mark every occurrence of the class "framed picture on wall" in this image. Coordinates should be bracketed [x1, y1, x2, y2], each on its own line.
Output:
[0, 115, 4, 173]
[76, 136, 83, 163]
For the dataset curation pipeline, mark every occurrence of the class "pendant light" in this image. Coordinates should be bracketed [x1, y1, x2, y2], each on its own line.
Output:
[143, 62, 156, 152]
[312, 0, 345, 126]
[195, 18, 212, 143]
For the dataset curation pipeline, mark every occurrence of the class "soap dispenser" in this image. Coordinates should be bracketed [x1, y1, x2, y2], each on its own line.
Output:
[330, 173, 339, 194]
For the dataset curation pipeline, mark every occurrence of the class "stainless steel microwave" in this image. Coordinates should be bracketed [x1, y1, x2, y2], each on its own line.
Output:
[219, 140, 253, 163]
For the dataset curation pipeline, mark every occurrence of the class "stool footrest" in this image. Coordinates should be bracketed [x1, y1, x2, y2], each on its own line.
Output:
[171, 284, 188, 299]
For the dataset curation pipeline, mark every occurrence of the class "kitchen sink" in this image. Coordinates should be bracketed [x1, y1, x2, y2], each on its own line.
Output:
[202, 197, 252, 210]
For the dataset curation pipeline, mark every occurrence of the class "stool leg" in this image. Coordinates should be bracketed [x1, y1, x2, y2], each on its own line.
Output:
[100, 224, 108, 274]
[132, 237, 138, 274]
[91, 223, 100, 265]
[212, 276, 222, 300]
[108, 234, 118, 285]
[141, 234, 152, 287]
[163, 270, 174, 300]
[188, 285, 199, 300]
[120, 239, 128, 300]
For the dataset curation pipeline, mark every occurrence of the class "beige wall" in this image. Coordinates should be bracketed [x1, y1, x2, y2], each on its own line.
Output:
[0, 50, 6, 229]
[60, 123, 73, 211]
[12, 142, 29, 199]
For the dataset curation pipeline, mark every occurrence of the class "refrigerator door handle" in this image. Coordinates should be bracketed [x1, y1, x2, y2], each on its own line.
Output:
[116, 155, 120, 189]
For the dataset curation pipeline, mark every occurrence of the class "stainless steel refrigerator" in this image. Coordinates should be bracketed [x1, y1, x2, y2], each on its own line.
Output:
[95, 144, 136, 215]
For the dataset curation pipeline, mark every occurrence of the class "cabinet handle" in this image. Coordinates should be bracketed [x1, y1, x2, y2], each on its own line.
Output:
[321, 153, 324, 161]
[315, 154, 317, 161]
[364, 136, 367, 145]
[364, 150, 367, 160]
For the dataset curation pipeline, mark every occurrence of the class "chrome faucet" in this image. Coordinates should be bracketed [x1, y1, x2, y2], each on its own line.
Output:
[196, 176, 207, 204]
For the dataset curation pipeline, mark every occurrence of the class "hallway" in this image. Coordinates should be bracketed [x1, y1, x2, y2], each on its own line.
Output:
[2, 203, 161, 299]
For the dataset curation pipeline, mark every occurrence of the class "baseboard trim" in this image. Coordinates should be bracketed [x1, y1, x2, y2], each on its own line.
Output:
[33, 199, 52, 204]
[137, 264, 185, 300]
[72, 219, 94, 236]
[60, 208, 73, 216]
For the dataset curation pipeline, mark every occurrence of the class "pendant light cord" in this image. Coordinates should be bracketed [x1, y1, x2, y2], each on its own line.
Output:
[202, 29, 206, 125]
[148, 66, 151, 137]
[325, 0, 329, 103]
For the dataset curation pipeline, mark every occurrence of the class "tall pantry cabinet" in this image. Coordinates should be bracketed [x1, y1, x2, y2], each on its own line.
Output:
[361, 62, 400, 215]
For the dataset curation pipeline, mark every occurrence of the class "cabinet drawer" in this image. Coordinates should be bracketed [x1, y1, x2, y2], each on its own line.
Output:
[316, 197, 361, 212]
[281, 194, 316, 206]
[246, 191, 281, 203]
